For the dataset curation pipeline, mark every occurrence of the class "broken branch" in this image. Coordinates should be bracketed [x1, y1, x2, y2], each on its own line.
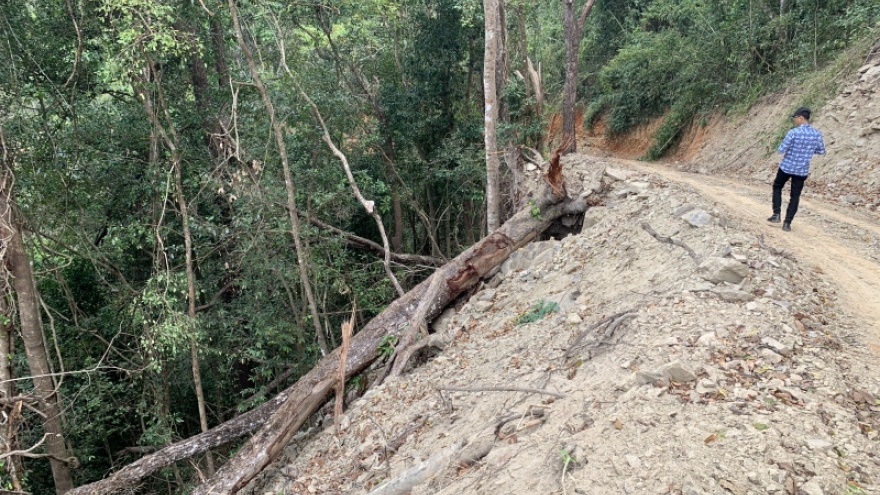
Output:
[641, 223, 700, 263]
[366, 440, 466, 495]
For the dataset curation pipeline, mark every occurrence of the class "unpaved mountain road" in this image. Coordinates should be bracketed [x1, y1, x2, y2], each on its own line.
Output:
[617, 158, 880, 354]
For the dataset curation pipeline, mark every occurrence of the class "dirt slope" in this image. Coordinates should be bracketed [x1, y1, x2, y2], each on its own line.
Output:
[251, 156, 880, 495]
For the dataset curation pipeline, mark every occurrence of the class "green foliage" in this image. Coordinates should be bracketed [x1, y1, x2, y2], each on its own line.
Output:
[581, 0, 880, 157]
[529, 199, 542, 220]
[515, 300, 560, 326]
[377, 334, 399, 357]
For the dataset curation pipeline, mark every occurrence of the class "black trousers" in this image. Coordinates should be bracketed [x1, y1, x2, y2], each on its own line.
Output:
[772, 169, 807, 222]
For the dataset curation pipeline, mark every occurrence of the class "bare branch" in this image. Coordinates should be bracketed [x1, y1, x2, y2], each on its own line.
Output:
[299, 89, 405, 297]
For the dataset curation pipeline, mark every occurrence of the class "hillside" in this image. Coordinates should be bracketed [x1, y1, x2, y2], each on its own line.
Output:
[250, 161, 880, 494]
[240, 44, 880, 495]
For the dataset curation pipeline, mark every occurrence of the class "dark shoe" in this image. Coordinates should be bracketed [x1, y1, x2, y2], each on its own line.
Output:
[767, 214, 781, 223]
[782, 222, 791, 232]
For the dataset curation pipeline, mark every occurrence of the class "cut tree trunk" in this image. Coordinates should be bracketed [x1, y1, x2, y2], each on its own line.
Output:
[71, 150, 587, 495]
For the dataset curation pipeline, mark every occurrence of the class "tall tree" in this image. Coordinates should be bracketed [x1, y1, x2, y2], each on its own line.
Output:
[560, 0, 596, 154]
[0, 141, 74, 493]
[484, 0, 502, 231]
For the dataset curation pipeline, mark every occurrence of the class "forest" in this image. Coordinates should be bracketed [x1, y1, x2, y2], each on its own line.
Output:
[0, 0, 878, 493]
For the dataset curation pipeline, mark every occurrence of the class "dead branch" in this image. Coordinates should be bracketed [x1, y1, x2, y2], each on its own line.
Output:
[304, 216, 444, 266]
[300, 90, 405, 297]
[334, 307, 354, 434]
[366, 440, 466, 495]
[493, 407, 545, 436]
[756, 234, 794, 260]
[437, 385, 565, 399]
[640, 223, 701, 263]
[564, 308, 639, 360]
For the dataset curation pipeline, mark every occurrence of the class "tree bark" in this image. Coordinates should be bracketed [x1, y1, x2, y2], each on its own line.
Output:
[560, 0, 596, 154]
[1, 181, 74, 494]
[484, 0, 502, 231]
[65, 387, 294, 495]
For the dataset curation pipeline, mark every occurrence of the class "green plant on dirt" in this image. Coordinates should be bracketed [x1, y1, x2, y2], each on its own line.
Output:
[515, 300, 560, 326]
[377, 335, 399, 358]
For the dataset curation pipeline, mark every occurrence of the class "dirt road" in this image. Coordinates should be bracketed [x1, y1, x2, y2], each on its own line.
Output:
[620, 159, 880, 354]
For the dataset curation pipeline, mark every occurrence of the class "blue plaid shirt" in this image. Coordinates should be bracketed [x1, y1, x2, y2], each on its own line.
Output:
[777, 124, 825, 176]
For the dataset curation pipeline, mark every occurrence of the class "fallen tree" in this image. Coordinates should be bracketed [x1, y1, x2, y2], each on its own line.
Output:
[69, 149, 593, 495]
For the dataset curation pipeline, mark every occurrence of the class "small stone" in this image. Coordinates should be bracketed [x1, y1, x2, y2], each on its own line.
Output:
[673, 204, 697, 216]
[805, 438, 833, 451]
[696, 379, 718, 394]
[625, 454, 641, 468]
[760, 348, 783, 364]
[662, 360, 698, 383]
[801, 480, 825, 495]
[696, 332, 719, 347]
[683, 209, 712, 227]
[605, 167, 631, 181]
[635, 370, 664, 386]
[472, 300, 494, 312]
[566, 313, 583, 325]
[761, 337, 792, 356]
[699, 257, 750, 284]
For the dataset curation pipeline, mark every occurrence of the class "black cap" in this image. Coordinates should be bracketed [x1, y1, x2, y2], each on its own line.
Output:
[791, 106, 811, 120]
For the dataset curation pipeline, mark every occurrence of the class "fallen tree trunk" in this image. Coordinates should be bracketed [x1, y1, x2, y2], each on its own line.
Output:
[191, 197, 587, 494]
[66, 389, 294, 495]
[72, 151, 589, 495]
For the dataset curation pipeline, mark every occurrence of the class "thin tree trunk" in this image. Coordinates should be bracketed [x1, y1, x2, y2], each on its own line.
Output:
[228, 0, 329, 355]
[484, 0, 502, 231]
[137, 59, 217, 477]
[560, 0, 596, 155]
[1, 188, 74, 494]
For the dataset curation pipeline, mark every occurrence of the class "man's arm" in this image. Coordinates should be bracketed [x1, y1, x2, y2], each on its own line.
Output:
[777, 130, 794, 154]
[815, 133, 826, 155]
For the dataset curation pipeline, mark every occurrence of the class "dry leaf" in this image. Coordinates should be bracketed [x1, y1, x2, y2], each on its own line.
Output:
[704, 433, 717, 444]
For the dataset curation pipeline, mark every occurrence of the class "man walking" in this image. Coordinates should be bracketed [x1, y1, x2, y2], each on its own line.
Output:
[768, 106, 826, 231]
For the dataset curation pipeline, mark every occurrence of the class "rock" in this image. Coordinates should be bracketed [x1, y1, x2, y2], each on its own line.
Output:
[605, 167, 631, 181]
[761, 337, 792, 356]
[712, 288, 756, 302]
[673, 204, 697, 216]
[696, 332, 719, 347]
[566, 313, 583, 325]
[431, 307, 457, 334]
[690, 283, 715, 292]
[698, 257, 750, 284]
[760, 348, 783, 364]
[583, 207, 608, 229]
[662, 360, 698, 383]
[627, 181, 650, 194]
[683, 209, 712, 227]
[635, 370, 664, 386]
[696, 379, 718, 394]
[625, 454, 641, 468]
[801, 480, 825, 495]
[805, 438, 833, 451]
[472, 300, 494, 312]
